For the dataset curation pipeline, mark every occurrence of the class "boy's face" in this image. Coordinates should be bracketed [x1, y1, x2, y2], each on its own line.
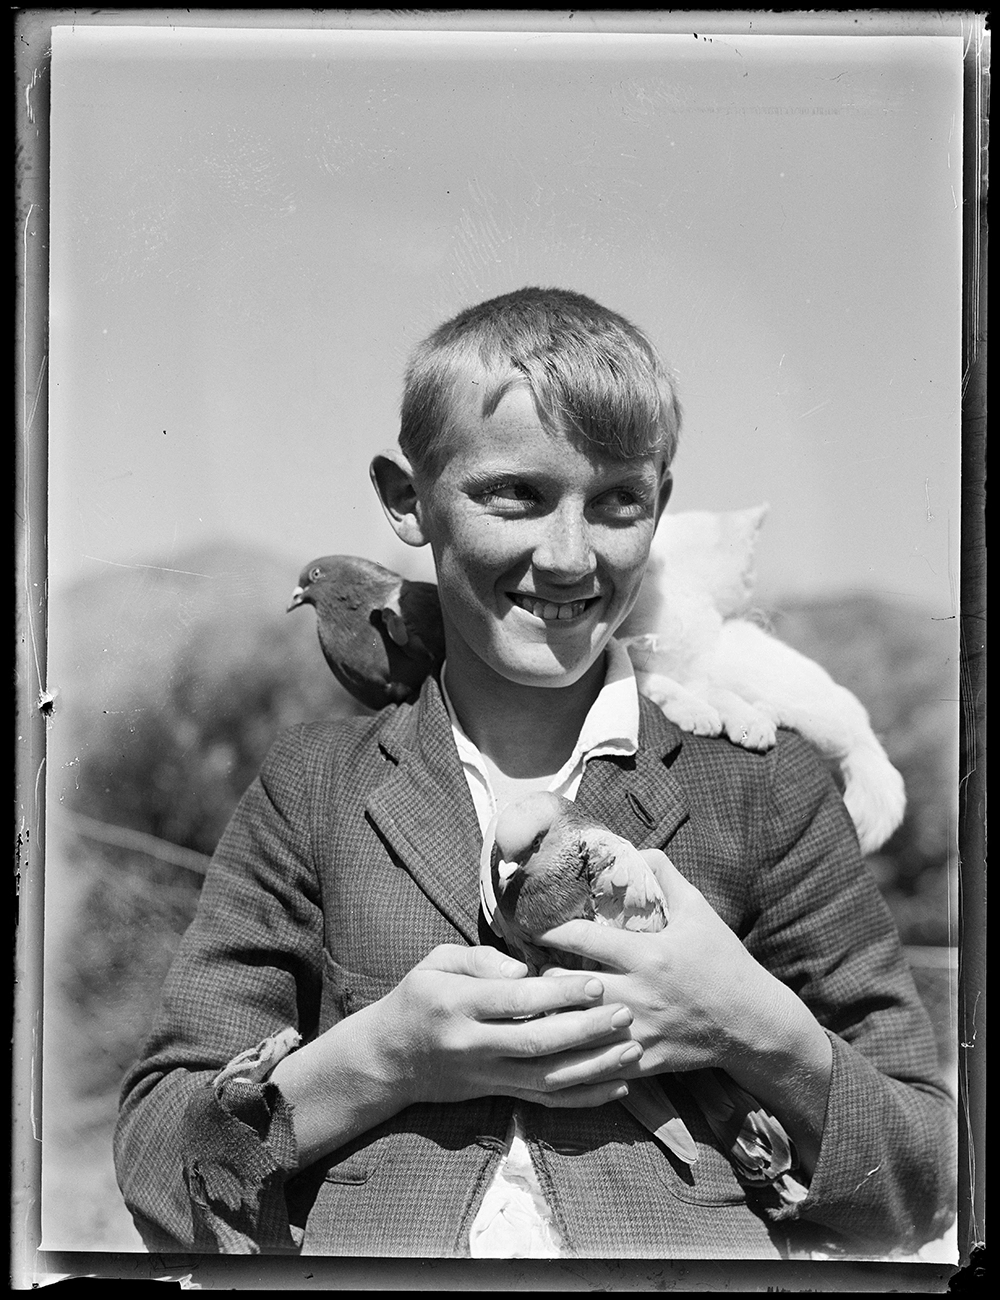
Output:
[409, 374, 671, 693]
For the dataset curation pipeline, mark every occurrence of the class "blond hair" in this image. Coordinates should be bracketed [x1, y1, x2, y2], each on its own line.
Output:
[399, 287, 681, 472]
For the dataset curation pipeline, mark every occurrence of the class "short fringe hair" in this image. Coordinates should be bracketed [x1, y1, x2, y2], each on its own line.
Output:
[399, 287, 681, 472]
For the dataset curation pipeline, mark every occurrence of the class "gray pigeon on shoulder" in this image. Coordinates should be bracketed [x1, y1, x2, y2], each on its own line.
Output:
[288, 555, 445, 711]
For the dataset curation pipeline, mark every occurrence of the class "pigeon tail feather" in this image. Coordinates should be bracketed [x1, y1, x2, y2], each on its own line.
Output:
[620, 1081, 699, 1166]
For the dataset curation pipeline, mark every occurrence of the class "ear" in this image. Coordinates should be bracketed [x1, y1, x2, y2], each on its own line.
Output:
[370, 449, 430, 548]
[654, 467, 674, 525]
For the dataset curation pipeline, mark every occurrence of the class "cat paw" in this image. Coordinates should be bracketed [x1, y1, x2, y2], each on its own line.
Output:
[702, 689, 778, 751]
[665, 699, 725, 737]
[724, 713, 778, 752]
[635, 673, 724, 736]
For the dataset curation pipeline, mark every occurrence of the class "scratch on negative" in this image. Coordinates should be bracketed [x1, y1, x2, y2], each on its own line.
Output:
[852, 1163, 883, 1193]
[81, 555, 214, 579]
[24, 65, 42, 123]
[797, 399, 832, 419]
[32, 1011, 41, 1138]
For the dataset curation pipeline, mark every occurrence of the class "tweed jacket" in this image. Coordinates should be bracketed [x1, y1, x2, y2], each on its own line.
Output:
[114, 677, 955, 1259]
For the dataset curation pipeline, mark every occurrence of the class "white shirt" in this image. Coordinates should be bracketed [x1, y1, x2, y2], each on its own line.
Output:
[440, 639, 641, 1259]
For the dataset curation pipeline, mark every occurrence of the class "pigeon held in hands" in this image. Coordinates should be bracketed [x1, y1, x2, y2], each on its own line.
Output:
[480, 791, 805, 1202]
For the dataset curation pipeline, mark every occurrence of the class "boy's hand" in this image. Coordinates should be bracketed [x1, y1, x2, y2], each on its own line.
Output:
[539, 850, 832, 1173]
[373, 943, 641, 1110]
[539, 850, 771, 1077]
[271, 942, 641, 1171]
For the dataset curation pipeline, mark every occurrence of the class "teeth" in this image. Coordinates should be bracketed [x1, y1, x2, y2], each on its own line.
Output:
[512, 594, 591, 622]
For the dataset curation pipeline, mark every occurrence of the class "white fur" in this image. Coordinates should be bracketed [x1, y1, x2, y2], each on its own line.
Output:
[619, 506, 906, 856]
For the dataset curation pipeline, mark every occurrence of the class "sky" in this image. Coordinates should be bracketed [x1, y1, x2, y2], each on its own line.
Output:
[45, 16, 966, 616]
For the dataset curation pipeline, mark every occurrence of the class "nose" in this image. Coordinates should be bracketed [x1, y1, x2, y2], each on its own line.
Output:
[532, 502, 597, 582]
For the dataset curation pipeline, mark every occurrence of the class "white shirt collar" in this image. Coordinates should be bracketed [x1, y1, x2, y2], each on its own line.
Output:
[572, 635, 641, 763]
[440, 638, 639, 833]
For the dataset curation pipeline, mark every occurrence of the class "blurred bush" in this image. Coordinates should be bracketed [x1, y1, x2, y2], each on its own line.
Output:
[47, 541, 367, 1101]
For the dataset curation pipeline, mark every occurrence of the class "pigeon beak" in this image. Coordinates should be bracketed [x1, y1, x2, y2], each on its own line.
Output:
[287, 586, 306, 612]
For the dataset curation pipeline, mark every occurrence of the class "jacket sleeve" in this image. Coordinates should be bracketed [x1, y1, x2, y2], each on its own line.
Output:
[742, 729, 956, 1255]
[114, 726, 327, 1254]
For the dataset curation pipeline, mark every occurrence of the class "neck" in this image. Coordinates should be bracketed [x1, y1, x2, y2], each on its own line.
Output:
[444, 653, 605, 782]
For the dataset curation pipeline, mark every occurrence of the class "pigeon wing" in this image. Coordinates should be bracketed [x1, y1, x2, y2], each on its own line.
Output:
[397, 580, 447, 665]
[684, 1067, 795, 1182]
[583, 832, 669, 934]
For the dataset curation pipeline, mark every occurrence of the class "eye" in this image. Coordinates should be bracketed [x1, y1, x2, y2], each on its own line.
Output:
[309, 566, 323, 582]
[593, 487, 649, 521]
[476, 481, 542, 511]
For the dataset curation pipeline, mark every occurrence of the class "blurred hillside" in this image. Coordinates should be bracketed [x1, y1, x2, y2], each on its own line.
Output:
[766, 593, 959, 949]
[40, 540, 959, 1251]
[49, 540, 367, 855]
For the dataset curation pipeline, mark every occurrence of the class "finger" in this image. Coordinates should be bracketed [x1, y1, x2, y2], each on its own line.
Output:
[499, 1002, 636, 1061]
[537, 1038, 644, 1092]
[639, 848, 697, 907]
[506, 1035, 645, 1101]
[476, 970, 607, 1022]
[513, 1078, 633, 1110]
[539, 919, 639, 971]
[415, 943, 528, 981]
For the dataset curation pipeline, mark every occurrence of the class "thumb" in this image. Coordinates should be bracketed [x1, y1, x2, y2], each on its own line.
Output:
[640, 848, 692, 905]
[415, 942, 528, 981]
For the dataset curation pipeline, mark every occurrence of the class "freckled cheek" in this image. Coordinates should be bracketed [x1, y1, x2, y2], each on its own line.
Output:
[601, 533, 654, 596]
[443, 525, 528, 591]
[434, 548, 512, 624]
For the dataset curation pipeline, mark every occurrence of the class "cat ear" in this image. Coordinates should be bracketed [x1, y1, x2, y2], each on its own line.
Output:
[724, 503, 769, 558]
[651, 503, 769, 618]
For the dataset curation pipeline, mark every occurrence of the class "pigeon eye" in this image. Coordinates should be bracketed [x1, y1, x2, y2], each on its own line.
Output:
[309, 566, 323, 582]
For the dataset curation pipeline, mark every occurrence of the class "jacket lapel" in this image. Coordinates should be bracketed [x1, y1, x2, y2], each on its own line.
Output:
[576, 696, 690, 850]
[365, 686, 690, 944]
[365, 679, 484, 945]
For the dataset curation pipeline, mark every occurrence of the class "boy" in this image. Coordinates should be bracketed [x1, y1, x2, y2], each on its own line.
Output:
[115, 288, 953, 1259]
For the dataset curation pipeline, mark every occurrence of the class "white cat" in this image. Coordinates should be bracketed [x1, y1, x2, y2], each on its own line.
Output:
[617, 505, 906, 857]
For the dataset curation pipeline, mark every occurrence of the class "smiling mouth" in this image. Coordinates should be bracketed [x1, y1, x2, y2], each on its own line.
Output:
[508, 593, 599, 623]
